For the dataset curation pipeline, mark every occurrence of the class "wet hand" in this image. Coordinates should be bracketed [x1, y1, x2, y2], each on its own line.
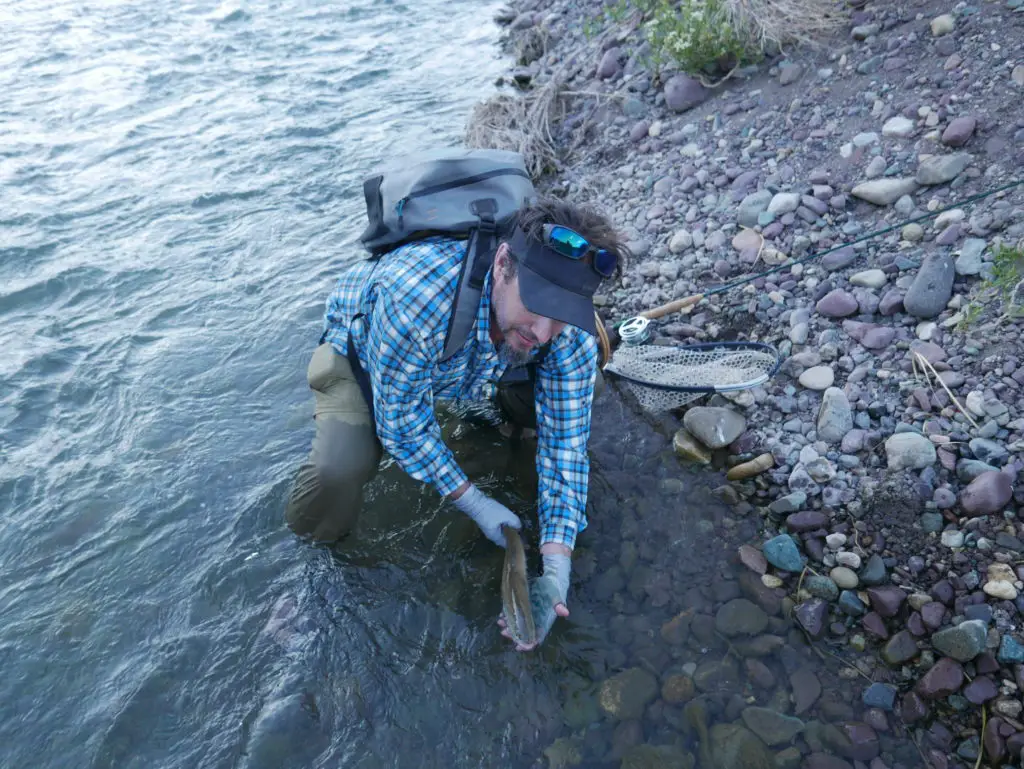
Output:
[498, 552, 570, 651]
[451, 484, 521, 548]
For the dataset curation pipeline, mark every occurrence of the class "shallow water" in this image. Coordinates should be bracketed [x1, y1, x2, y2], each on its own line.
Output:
[1, 1, 925, 767]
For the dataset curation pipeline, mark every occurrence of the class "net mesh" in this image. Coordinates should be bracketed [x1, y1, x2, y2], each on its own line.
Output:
[604, 343, 780, 412]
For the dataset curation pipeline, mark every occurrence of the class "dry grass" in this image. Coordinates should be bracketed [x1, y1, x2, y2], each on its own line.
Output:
[465, 77, 566, 179]
[726, 0, 847, 55]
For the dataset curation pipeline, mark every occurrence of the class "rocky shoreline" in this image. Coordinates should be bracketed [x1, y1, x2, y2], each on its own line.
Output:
[484, 0, 1024, 766]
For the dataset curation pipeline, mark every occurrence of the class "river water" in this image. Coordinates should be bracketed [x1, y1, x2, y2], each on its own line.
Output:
[1, 1, 926, 768]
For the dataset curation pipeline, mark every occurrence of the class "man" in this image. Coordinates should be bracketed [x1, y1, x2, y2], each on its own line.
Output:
[285, 199, 626, 649]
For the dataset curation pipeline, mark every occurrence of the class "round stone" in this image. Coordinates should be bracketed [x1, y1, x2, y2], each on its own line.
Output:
[831, 566, 860, 589]
[799, 365, 835, 390]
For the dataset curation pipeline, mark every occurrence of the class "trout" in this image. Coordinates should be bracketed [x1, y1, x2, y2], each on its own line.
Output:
[500, 525, 536, 647]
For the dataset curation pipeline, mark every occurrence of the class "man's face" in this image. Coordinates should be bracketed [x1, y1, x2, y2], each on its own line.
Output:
[491, 245, 566, 364]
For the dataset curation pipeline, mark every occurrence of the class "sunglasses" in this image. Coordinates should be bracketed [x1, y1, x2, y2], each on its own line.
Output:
[542, 224, 617, 278]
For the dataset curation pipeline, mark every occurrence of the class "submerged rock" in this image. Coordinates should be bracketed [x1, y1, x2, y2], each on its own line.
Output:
[709, 722, 775, 769]
[598, 668, 658, 720]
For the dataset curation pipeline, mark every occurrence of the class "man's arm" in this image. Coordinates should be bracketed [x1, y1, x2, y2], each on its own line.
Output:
[360, 288, 520, 546]
[362, 288, 468, 496]
[533, 330, 600, 551]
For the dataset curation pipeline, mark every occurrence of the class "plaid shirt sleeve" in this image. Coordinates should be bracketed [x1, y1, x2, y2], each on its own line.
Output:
[534, 329, 599, 550]
[361, 287, 468, 497]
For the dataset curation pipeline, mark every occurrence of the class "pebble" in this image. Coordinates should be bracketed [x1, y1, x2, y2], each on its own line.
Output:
[851, 178, 919, 206]
[904, 253, 955, 318]
[883, 116, 916, 138]
[983, 580, 1018, 600]
[799, 366, 835, 391]
[885, 432, 937, 470]
[941, 530, 965, 548]
[917, 153, 972, 186]
[835, 551, 861, 570]
[960, 471, 1014, 516]
[763, 534, 803, 572]
[930, 14, 956, 36]
[849, 269, 887, 289]
[816, 289, 859, 317]
[831, 566, 859, 589]
[997, 635, 1024, 664]
[931, 620, 988, 662]
[683, 407, 747, 450]
[915, 657, 965, 699]
[942, 116, 977, 148]
[863, 683, 897, 711]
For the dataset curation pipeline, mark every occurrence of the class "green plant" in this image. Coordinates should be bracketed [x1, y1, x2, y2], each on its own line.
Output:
[644, 0, 754, 75]
[989, 243, 1024, 318]
[593, 0, 845, 80]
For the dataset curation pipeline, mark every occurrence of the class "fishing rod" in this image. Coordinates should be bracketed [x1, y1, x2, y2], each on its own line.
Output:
[602, 178, 1024, 349]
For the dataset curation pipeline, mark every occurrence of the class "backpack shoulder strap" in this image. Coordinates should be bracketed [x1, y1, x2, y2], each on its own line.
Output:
[440, 199, 500, 361]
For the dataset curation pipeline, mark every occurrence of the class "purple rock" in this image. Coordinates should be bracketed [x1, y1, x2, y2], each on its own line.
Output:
[935, 224, 963, 245]
[907, 612, 927, 636]
[790, 667, 822, 714]
[664, 74, 709, 112]
[963, 675, 999, 704]
[867, 586, 906, 618]
[921, 601, 946, 630]
[915, 657, 965, 699]
[900, 691, 928, 723]
[984, 717, 1007, 764]
[817, 289, 859, 317]
[878, 289, 905, 315]
[786, 511, 828, 532]
[909, 340, 946, 363]
[629, 121, 650, 142]
[801, 195, 828, 216]
[960, 471, 1014, 516]
[822, 247, 857, 271]
[932, 579, 955, 605]
[731, 170, 759, 190]
[841, 429, 866, 453]
[862, 612, 889, 639]
[976, 653, 1000, 674]
[841, 722, 881, 760]
[861, 327, 896, 349]
[805, 537, 826, 562]
[881, 630, 919, 664]
[1005, 732, 1024, 760]
[597, 47, 623, 79]
[942, 116, 977, 148]
[795, 598, 829, 639]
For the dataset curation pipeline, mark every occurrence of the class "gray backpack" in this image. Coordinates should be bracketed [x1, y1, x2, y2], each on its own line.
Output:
[358, 148, 535, 360]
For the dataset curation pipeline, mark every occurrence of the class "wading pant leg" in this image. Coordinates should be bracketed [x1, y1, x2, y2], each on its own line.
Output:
[495, 368, 605, 431]
[285, 343, 383, 543]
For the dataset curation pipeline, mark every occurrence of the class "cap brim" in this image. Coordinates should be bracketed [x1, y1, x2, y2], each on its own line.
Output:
[518, 263, 598, 336]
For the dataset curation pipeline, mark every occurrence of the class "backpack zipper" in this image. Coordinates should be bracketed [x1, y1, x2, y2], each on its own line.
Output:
[394, 167, 529, 230]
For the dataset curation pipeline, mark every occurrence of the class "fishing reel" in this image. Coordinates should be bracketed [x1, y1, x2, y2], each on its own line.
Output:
[617, 316, 652, 346]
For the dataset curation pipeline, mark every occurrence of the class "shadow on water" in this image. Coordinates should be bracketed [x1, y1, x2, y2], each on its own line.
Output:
[242, 383, 924, 769]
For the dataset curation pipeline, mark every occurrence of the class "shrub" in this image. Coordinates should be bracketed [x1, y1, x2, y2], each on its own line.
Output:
[601, 0, 846, 78]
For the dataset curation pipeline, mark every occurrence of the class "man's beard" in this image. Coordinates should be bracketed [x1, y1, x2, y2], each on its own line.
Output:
[497, 340, 531, 366]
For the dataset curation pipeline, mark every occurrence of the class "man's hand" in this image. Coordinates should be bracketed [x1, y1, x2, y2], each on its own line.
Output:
[450, 484, 521, 548]
[499, 545, 571, 651]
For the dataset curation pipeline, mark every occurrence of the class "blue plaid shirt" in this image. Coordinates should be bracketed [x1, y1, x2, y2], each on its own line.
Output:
[322, 237, 598, 549]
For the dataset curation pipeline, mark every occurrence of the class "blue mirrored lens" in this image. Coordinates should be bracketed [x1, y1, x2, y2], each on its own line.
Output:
[593, 249, 616, 277]
[548, 225, 589, 258]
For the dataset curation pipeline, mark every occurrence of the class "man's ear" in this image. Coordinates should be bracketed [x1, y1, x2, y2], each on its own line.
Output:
[493, 242, 510, 276]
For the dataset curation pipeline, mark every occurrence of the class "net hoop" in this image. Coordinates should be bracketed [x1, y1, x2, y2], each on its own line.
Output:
[603, 341, 782, 411]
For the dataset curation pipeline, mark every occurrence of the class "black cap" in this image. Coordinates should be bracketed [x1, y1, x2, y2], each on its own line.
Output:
[507, 226, 602, 336]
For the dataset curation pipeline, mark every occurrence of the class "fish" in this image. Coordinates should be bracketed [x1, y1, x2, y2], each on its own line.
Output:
[500, 525, 536, 647]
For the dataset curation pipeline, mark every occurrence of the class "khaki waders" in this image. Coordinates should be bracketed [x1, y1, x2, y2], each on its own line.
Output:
[284, 343, 601, 543]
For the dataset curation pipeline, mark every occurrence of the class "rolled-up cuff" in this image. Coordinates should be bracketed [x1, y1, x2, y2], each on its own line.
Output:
[433, 463, 469, 498]
[540, 517, 579, 551]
